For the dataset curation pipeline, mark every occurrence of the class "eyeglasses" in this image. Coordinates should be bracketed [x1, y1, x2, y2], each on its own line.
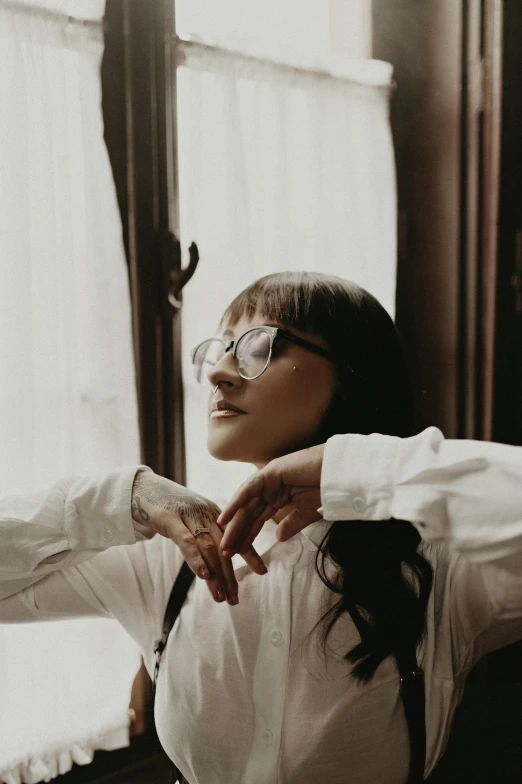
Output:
[190, 325, 332, 383]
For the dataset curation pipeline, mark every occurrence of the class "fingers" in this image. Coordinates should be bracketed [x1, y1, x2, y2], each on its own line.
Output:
[276, 508, 307, 542]
[156, 512, 233, 603]
[187, 518, 239, 606]
[159, 516, 212, 580]
[240, 546, 268, 575]
[276, 505, 322, 541]
[219, 496, 276, 555]
[171, 510, 267, 585]
[224, 515, 267, 558]
[217, 473, 265, 526]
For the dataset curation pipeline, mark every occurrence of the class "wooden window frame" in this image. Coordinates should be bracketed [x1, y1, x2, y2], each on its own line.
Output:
[102, 0, 186, 483]
[101, 0, 186, 757]
[55, 2, 187, 779]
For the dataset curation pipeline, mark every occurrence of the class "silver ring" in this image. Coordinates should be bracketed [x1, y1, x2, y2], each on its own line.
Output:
[194, 527, 211, 537]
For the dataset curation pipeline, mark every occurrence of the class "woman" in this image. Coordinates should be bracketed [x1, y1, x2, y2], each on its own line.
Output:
[2, 271, 522, 783]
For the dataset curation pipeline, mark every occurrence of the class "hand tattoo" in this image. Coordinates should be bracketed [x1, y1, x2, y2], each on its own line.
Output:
[132, 471, 220, 525]
[131, 496, 150, 522]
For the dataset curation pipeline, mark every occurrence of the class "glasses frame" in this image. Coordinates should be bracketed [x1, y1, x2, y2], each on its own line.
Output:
[190, 325, 332, 382]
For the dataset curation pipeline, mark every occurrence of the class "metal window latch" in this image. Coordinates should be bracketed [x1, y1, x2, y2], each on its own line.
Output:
[162, 231, 200, 311]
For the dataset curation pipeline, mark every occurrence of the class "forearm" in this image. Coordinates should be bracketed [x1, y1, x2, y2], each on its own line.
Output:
[321, 427, 522, 568]
[0, 466, 153, 584]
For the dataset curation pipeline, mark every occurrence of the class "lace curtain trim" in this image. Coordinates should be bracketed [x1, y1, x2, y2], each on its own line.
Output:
[0, 716, 131, 784]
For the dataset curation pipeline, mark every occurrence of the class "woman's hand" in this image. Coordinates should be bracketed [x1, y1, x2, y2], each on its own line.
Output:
[131, 470, 267, 605]
[217, 444, 325, 557]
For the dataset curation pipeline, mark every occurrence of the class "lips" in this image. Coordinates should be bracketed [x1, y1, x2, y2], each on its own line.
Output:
[210, 399, 247, 415]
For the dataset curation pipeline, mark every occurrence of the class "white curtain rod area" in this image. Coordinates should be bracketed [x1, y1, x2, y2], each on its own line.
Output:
[0, 0, 102, 30]
[173, 36, 393, 90]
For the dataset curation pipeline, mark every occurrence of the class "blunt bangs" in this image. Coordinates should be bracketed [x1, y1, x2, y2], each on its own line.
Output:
[220, 271, 360, 346]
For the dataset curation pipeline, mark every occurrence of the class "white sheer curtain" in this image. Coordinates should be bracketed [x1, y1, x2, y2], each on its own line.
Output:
[0, 2, 142, 782]
[176, 0, 396, 500]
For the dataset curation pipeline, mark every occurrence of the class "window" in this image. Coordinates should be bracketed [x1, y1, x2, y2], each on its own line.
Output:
[99, 0, 396, 778]
[174, 0, 396, 499]
[0, 2, 142, 781]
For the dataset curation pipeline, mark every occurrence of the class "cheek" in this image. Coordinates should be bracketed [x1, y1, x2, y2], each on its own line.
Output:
[262, 370, 335, 437]
[206, 364, 336, 463]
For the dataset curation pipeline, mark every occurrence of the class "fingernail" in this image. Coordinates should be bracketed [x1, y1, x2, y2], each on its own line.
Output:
[227, 591, 239, 606]
[258, 562, 267, 575]
[201, 567, 210, 579]
[216, 588, 225, 601]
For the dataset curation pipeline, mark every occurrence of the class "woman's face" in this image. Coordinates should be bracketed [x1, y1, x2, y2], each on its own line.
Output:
[206, 312, 337, 467]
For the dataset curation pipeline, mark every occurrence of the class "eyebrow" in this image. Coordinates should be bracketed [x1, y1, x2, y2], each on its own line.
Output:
[221, 323, 279, 339]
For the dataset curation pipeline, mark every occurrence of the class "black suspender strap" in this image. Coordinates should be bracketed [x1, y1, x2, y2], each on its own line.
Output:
[154, 561, 426, 784]
[395, 645, 426, 784]
[153, 561, 196, 694]
[153, 561, 195, 784]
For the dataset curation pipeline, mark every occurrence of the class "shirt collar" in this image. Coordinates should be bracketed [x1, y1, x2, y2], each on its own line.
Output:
[230, 518, 332, 570]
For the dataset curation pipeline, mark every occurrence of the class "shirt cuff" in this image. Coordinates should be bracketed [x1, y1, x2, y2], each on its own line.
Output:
[64, 466, 155, 550]
[320, 432, 399, 521]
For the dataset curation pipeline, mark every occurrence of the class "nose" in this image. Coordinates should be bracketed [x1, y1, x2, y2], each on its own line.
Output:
[207, 349, 242, 390]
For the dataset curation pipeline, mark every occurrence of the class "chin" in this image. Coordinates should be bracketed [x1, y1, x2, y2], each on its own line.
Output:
[207, 436, 253, 463]
[207, 433, 275, 465]
[207, 420, 313, 464]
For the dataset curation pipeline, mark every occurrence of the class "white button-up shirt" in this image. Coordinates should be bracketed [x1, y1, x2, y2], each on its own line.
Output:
[2, 427, 522, 783]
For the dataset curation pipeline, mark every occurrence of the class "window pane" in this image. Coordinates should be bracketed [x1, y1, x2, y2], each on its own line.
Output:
[175, 0, 332, 60]
[178, 58, 396, 501]
[0, 5, 141, 777]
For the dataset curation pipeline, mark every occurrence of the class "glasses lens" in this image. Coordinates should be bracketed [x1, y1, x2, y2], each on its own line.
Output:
[192, 340, 225, 383]
[236, 329, 271, 379]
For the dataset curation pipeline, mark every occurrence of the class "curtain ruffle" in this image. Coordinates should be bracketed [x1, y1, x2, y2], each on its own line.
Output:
[0, 719, 130, 784]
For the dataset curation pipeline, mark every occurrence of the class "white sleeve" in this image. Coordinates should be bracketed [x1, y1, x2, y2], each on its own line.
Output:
[321, 426, 522, 661]
[320, 426, 522, 572]
[0, 534, 183, 674]
[0, 466, 155, 600]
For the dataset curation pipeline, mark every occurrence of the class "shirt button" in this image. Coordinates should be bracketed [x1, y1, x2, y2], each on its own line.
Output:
[352, 496, 367, 514]
[263, 730, 273, 746]
[270, 629, 283, 646]
[102, 527, 114, 543]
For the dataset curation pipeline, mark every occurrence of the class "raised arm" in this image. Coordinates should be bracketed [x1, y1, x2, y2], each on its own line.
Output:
[321, 426, 522, 572]
[218, 426, 522, 661]
[219, 426, 522, 573]
[0, 467, 147, 598]
[1, 467, 266, 605]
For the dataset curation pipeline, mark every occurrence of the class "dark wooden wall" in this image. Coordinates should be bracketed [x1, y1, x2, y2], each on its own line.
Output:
[374, 2, 522, 781]
[492, 0, 522, 446]
[373, 0, 464, 438]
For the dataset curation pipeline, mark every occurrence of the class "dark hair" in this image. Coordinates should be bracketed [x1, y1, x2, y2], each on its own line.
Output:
[222, 271, 433, 682]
